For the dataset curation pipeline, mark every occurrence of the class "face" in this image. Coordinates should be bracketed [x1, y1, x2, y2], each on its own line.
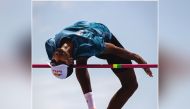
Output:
[52, 48, 73, 66]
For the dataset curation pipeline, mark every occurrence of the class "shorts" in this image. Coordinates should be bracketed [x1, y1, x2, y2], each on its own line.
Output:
[96, 34, 132, 64]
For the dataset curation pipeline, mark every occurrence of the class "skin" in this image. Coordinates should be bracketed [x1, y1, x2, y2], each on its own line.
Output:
[52, 40, 153, 109]
[52, 40, 74, 65]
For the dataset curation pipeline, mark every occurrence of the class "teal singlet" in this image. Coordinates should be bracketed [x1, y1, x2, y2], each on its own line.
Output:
[45, 21, 112, 60]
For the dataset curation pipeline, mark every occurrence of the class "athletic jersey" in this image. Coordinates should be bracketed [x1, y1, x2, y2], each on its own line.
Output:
[45, 21, 112, 60]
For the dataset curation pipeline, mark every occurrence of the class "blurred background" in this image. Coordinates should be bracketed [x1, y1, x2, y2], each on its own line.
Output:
[0, 0, 31, 109]
[159, 0, 190, 109]
[0, 0, 189, 109]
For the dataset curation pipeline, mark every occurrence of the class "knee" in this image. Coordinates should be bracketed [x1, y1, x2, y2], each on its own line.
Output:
[122, 80, 138, 91]
[133, 81, 138, 91]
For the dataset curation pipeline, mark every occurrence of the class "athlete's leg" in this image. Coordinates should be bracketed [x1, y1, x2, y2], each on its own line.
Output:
[97, 35, 138, 109]
[106, 56, 138, 109]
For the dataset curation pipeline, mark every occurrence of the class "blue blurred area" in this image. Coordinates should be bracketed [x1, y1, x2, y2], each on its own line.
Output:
[159, 0, 190, 109]
[0, 0, 31, 109]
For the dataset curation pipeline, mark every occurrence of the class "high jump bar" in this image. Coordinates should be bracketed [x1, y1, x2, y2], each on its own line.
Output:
[32, 64, 158, 68]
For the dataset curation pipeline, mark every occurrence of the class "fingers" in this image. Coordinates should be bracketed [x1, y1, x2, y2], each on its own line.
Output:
[147, 72, 153, 77]
[144, 68, 153, 77]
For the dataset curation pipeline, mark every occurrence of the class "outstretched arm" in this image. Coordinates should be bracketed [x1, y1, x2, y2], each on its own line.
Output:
[76, 57, 92, 93]
[76, 57, 96, 109]
[103, 43, 153, 77]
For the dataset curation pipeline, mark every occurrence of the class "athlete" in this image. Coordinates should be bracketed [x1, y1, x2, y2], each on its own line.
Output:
[45, 21, 153, 109]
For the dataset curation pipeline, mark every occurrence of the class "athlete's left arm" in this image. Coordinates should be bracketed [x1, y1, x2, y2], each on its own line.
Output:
[102, 43, 153, 77]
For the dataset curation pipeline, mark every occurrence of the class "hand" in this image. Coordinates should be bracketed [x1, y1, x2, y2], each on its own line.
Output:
[144, 68, 153, 77]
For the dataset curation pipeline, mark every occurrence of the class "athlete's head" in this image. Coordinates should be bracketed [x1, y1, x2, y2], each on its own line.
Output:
[50, 48, 73, 66]
[45, 38, 74, 79]
[50, 48, 73, 79]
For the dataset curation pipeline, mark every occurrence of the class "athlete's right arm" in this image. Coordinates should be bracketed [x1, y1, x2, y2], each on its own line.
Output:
[103, 43, 153, 77]
[75, 57, 92, 94]
[76, 57, 96, 109]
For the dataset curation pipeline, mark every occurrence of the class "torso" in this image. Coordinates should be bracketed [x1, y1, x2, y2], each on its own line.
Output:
[47, 21, 113, 60]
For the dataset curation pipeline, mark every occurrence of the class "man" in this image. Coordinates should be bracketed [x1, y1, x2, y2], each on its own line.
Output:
[45, 21, 153, 109]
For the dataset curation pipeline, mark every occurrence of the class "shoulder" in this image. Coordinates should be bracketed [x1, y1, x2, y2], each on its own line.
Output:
[45, 38, 56, 60]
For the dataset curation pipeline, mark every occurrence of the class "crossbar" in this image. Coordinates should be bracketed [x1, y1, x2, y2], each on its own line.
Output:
[32, 64, 158, 68]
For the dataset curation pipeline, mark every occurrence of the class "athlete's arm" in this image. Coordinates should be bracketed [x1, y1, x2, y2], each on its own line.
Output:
[103, 43, 153, 77]
[75, 57, 96, 109]
[76, 57, 92, 93]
